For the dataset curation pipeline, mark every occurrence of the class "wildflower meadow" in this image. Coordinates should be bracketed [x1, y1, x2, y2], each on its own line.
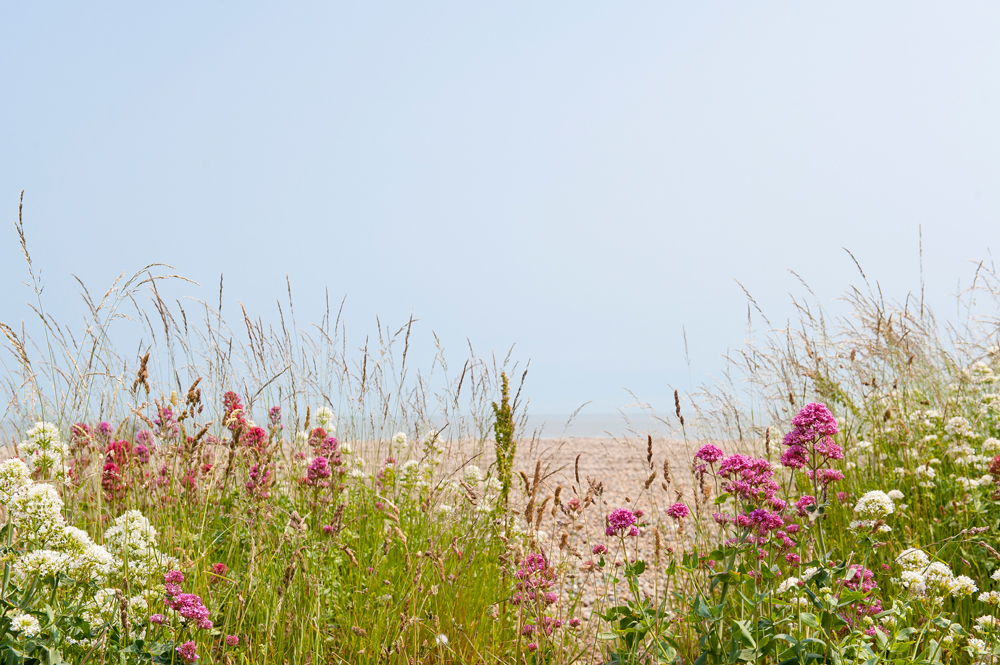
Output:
[4, 223, 1000, 664]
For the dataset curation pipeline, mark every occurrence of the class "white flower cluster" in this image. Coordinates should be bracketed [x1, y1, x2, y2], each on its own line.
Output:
[967, 637, 989, 656]
[104, 510, 177, 588]
[775, 577, 800, 595]
[313, 406, 335, 431]
[853, 490, 894, 519]
[895, 548, 978, 599]
[462, 465, 483, 484]
[19, 421, 69, 479]
[915, 464, 937, 487]
[0, 457, 175, 637]
[983, 438, 1000, 454]
[955, 475, 994, 491]
[9, 613, 41, 638]
[946, 416, 976, 439]
[975, 615, 1000, 633]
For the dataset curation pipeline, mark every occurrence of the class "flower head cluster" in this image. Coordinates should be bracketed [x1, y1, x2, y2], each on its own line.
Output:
[717, 455, 781, 508]
[512, 553, 558, 605]
[222, 391, 247, 434]
[694, 444, 725, 465]
[666, 502, 689, 520]
[163, 570, 213, 629]
[853, 491, 895, 519]
[780, 403, 843, 469]
[20, 421, 68, 479]
[605, 508, 639, 537]
[175, 641, 199, 663]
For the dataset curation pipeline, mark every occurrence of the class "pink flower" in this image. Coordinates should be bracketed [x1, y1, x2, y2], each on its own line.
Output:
[666, 502, 690, 520]
[780, 445, 808, 469]
[209, 563, 229, 584]
[591, 544, 607, 555]
[165, 570, 185, 585]
[785, 553, 801, 565]
[527, 642, 538, 652]
[176, 641, 199, 662]
[149, 614, 166, 624]
[512, 553, 557, 605]
[569, 618, 581, 628]
[241, 426, 267, 451]
[222, 391, 247, 433]
[225, 635, 240, 647]
[694, 444, 725, 464]
[605, 508, 638, 536]
[794, 495, 815, 517]
[306, 456, 332, 484]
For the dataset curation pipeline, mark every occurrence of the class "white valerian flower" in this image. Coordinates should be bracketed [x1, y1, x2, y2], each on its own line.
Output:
[900, 570, 927, 596]
[967, 637, 989, 655]
[0, 458, 32, 503]
[339, 442, 353, 455]
[9, 613, 41, 637]
[20, 421, 69, 479]
[103, 510, 176, 587]
[983, 438, 1000, 454]
[887, 489, 905, 501]
[801, 567, 821, 582]
[462, 465, 483, 484]
[946, 416, 976, 439]
[947, 575, 979, 598]
[313, 406, 335, 430]
[8, 483, 67, 546]
[979, 590, 1000, 605]
[775, 577, 801, 594]
[13, 550, 68, 579]
[924, 562, 956, 595]
[975, 615, 1000, 632]
[915, 465, 937, 479]
[992, 569, 1000, 582]
[948, 442, 976, 459]
[897, 549, 930, 571]
[853, 490, 894, 519]
[393, 432, 407, 447]
[856, 440, 874, 452]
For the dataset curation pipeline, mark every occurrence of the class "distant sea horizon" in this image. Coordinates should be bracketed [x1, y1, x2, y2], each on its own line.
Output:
[523, 412, 671, 439]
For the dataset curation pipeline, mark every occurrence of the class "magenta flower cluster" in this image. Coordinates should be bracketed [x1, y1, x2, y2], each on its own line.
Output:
[605, 508, 639, 537]
[694, 443, 725, 465]
[780, 402, 843, 469]
[511, 553, 558, 606]
[164, 570, 213, 630]
[175, 641, 198, 663]
[717, 454, 782, 509]
[666, 502, 690, 520]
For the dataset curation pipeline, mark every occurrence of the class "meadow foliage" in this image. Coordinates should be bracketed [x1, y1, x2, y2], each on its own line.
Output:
[4, 226, 1000, 663]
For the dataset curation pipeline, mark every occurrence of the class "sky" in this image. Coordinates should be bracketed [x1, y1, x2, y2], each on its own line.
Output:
[2, 3, 1000, 418]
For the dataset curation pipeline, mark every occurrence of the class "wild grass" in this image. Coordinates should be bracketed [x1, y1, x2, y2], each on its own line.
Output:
[3, 203, 1000, 664]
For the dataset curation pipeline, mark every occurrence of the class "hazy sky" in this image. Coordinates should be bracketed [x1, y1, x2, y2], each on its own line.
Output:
[2, 3, 1000, 415]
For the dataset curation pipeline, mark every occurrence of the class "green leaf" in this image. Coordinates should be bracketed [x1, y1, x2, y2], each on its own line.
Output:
[799, 612, 821, 629]
[713, 492, 731, 505]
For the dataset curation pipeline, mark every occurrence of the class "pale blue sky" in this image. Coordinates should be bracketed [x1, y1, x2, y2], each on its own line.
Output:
[2, 3, 999, 415]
